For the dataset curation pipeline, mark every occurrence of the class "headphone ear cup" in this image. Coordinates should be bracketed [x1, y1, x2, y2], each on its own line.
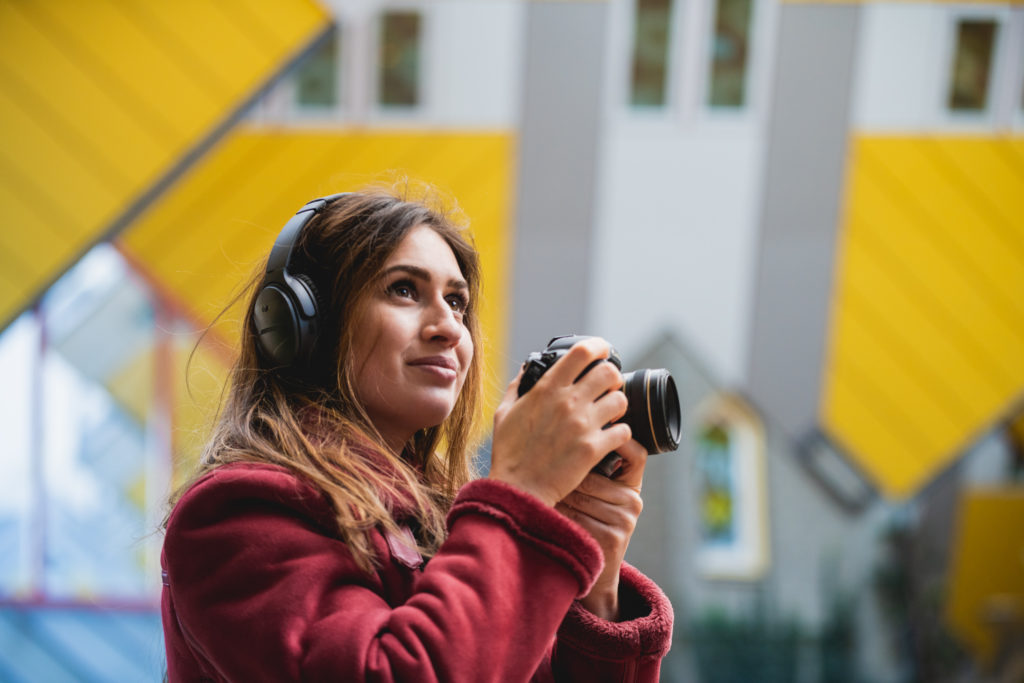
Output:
[288, 273, 325, 367]
[253, 283, 303, 367]
[292, 273, 326, 316]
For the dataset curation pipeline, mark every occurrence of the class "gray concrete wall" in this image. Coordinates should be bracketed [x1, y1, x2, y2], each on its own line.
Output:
[509, 1, 609, 376]
[746, 4, 861, 440]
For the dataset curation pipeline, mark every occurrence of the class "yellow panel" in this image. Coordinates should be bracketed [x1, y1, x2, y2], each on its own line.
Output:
[822, 135, 1024, 499]
[1, 3, 160, 190]
[840, 263, 964, 448]
[0, 83, 121, 224]
[930, 139, 1024, 239]
[852, 151, 1022, 393]
[121, 127, 516, 418]
[0, 0, 331, 330]
[872, 140, 1024, 327]
[945, 487, 1024, 663]
[30, 0, 219, 145]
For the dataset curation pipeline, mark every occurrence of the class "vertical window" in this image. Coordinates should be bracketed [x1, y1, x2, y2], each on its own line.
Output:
[697, 423, 735, 544]
[693, 394, 769, 580]
[378, 11, 422, 107]
[707, 0, 753, 108]
[39, 245, 157, 600]
[630, 0, 673, 107]
[947, 19, 998, 111]
[295, 30, 340, 108]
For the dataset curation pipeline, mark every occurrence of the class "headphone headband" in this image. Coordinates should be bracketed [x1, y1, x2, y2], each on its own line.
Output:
[265, 192, 351, 279]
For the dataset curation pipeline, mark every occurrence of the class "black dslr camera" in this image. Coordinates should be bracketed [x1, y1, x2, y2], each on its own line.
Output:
[518, 335, 681, 476]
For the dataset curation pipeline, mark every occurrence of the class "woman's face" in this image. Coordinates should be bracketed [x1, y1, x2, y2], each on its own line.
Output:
[349, 224, 474, 452]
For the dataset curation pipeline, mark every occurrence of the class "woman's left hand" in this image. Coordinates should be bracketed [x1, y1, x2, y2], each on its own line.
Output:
[555, 438, 648, 621]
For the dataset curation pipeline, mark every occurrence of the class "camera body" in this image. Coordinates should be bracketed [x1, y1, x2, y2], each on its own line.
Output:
[519, 334, 623, 397]
[518, 335, 682, 473]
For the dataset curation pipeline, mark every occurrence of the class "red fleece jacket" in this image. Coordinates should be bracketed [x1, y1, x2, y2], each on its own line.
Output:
[161, 463, 673, 682]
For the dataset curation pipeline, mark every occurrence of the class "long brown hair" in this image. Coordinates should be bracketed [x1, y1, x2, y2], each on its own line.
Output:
[171, 187, 484, 571]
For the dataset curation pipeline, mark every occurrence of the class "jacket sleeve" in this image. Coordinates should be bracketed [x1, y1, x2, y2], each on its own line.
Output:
[551, 563, 674, 682]
[162, 466, 605, 683]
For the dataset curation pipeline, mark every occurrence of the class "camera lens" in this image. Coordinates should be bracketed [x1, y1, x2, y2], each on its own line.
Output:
[620, 369, 681, 454]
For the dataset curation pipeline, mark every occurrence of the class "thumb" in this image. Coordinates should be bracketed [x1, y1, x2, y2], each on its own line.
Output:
[497, 368, 525, 413]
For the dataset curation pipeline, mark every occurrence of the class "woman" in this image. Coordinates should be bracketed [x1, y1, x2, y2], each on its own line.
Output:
[161, 189, 673, 681]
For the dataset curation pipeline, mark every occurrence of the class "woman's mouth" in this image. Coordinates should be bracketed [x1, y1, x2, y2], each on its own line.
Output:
[408, 356, 458, 382]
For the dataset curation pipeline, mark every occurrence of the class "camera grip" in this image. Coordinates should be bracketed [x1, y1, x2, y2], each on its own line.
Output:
[594, 452, 623, 478]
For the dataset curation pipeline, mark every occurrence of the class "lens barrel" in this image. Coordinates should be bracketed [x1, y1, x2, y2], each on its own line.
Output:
[620, 369, 681, 454]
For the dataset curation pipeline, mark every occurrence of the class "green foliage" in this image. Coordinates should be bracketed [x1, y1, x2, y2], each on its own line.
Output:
[689, 608, 801, 683]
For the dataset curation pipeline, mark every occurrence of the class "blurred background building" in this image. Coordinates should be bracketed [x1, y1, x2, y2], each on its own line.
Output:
[1, 0, 1021, 681]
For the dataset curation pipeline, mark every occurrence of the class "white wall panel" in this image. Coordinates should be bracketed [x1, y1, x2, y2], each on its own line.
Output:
[852, 4, 944, 130]
[430, 1, 525, 127]
[590, 129, 764, 385]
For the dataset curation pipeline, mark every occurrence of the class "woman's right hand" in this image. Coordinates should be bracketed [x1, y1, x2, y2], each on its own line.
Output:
[488, 337, 632, 506]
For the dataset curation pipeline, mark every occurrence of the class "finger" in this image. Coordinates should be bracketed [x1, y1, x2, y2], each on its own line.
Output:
[592, 388, 628, 426]
[575, 360, 624, 402]
[555, 501, 598, 527]
[566, 475, 631, 507]
[540, 337, 611, 388]
[592, 422, 632, 463]
[560, 490, 639, 536]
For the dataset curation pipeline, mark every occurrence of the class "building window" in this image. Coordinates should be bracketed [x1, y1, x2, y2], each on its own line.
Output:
[378, 11, 422, 107]
[630, 0, 673, 107]
[295, 29, 340, 109]
[947, 19, 998, 111]
[693, 394, 769, 580]
[697, 422, 736, 544]
[707, 0, 753, 108]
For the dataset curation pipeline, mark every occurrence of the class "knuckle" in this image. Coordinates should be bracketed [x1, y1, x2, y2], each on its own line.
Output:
[595, 362, 621, 386]
[567, 343, 593, 363]
[568, 412, 589, 433]
[579, 438, 601, 461]
[629, 494, 644, 516]
[577, 338, 608, 361]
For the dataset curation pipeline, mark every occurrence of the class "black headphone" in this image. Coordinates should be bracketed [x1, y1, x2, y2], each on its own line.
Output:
[253, 193, 349, 369]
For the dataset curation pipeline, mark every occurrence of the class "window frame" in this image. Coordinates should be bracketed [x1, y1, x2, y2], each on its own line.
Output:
[291, 26, 346, 119]
[371, 5, 430, 120]
[612, 0, 777, 132]
[937, 5, 1014, 130]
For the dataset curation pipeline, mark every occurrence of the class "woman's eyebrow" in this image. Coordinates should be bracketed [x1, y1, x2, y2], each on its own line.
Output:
[381, 264, 468, 291]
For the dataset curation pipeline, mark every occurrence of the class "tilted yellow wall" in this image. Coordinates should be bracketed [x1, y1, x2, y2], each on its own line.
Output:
[822, 135, 1024, 498]
[0, 0, 330, 329]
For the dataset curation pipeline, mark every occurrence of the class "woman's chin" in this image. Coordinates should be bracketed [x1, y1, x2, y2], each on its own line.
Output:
[398, 398, 458, 436]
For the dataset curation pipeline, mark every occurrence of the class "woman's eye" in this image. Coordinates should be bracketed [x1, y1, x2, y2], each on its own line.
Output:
[446, 294, 469, 314]
[388, 281, 416, 299]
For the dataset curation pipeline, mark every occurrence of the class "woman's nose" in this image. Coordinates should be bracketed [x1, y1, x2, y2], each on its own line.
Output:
[422, 298, 463, 344]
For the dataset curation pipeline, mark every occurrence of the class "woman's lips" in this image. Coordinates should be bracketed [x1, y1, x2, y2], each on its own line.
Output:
[408, 356, 457, 382]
